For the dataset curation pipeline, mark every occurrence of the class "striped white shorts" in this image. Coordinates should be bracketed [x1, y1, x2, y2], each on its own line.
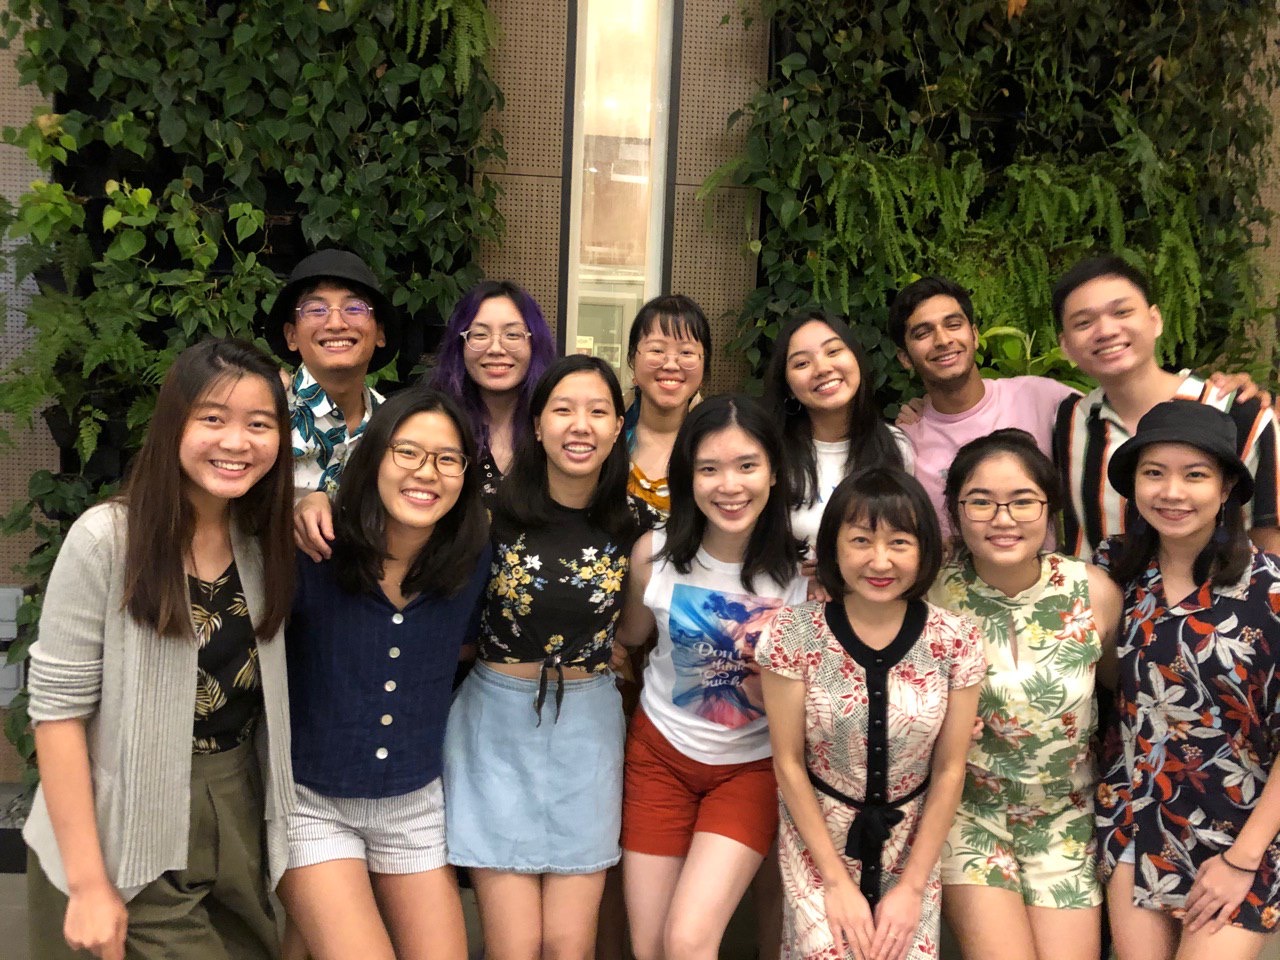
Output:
[286, 777, 447, 875]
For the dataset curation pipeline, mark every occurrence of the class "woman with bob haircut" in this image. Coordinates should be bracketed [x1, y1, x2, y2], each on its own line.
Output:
[758, 467, 984, 960]
[621, 294, 712, 527]
[429, 279, 557, 504]
[444, 354, 639, 960]
[276, 386, 491, 960]
[24, 338, 297, 960]
[927, 429, 1122, 960]
[613, 394, 806, 960]
[763, 309, 913, 565]
[1094, 400, 1280, 960]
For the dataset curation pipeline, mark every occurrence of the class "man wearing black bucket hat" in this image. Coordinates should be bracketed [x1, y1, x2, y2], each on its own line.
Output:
[264, 249, 401, 498]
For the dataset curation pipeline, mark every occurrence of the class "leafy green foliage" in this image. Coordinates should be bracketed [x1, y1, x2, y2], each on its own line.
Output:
[0, 0, 504, 782]
[709, 1, 1280, 407]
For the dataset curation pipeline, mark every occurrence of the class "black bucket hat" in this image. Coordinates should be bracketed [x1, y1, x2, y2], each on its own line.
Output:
[1107, 399, 1254, 504]
[264, 249, 400, 371]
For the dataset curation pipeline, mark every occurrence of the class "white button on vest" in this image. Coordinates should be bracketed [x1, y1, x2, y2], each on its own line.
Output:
[389, 647, 401, 658]
[381, 714, 393, 726]
[375, 747, 389, 760]
[392, 612, 404, 625]
[385, 680, 397, 692]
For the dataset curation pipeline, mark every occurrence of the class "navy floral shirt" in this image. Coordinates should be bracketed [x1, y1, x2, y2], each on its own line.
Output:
[288, 364, 384, 497]
[1094, 540, 1280, 931]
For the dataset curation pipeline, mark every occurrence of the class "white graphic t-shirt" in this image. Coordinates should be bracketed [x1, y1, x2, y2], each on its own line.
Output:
[639, 530, 807, 765]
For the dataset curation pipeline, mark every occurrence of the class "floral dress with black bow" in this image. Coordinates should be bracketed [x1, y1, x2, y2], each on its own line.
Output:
[756, 599, 985, 959]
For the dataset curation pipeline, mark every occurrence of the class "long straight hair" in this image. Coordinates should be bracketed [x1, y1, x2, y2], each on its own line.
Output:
[122, 339, 295, 640]
[496, 355, 636, 542]
[763, 308, 904, 508]
[427, 280, 556, 458]
[330, 387, 489, 597]
[657, 394, 801, 592]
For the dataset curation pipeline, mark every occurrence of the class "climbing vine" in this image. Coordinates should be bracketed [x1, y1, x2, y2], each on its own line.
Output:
[0, 0, 504, 783]
[708, 1, 1280, 406]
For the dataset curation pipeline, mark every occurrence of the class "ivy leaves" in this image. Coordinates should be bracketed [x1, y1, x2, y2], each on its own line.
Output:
[715, 1, 1279, 408]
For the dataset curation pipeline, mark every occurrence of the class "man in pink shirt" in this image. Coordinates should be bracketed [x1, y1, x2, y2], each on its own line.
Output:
[889, 276, 1078, 535]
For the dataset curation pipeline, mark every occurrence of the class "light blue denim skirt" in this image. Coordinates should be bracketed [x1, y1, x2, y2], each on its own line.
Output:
[443, 661, 624, 874]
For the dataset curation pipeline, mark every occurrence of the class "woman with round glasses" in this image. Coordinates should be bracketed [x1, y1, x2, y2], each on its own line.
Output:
[430, 280, 557, 505]
[927, 429, 1122, 960]
[622, 295, 712, 528]
[277, 386, 491, 960]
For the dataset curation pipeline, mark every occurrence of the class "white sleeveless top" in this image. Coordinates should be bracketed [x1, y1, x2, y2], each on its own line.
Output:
[639, 529, 807, 764]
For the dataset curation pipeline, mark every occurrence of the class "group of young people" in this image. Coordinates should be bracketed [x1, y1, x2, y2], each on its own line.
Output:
[20, 247, 1280, 960]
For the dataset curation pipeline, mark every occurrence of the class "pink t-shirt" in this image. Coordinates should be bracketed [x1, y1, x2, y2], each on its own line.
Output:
[900, 375, 1079, 537]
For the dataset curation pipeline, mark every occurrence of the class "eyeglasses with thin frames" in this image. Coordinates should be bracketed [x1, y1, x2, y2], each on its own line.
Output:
[387, 442, 469, 477]
[461, 328, 532, 351]
[295, 300, 373, 323]
[638, 345, 703, 370]
[958, 498, 1048, 523]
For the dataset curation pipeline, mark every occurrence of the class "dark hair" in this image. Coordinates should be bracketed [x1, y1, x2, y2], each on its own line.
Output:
[763, 308, 905, 508]
[943, 429, 1062, 554]
[1051, 255, 1153, 328]
[888, 276, 975, 349]
[122, 339, 295, 640]
[814, 467, 942, 603]
[496, 355, 637, 542]
[428, 279, 556, 457]
[1107, 465, 1252, 591]
[330, 387, 489, 598]
[656, 394, 802, 592]
[626, 294, 713, 382]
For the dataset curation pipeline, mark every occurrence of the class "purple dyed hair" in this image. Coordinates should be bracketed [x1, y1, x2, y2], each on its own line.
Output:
[428, 280, 556, 456]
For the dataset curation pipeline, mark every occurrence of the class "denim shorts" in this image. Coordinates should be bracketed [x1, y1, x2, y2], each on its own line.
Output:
[285, 777, 447, 875]
[443, 662, 624, 875]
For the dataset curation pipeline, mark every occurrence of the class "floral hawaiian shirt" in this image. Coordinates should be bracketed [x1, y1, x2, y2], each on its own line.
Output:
[288, 364, 383, 497]
[1094, 541, 1280, 932]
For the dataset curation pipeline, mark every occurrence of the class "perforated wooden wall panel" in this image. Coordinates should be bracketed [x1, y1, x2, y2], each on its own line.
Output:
[0, 34, 57, 586]
[476, 0, 569, 335]
[479, 173, 562, 324]
[670, 1, 767, 396]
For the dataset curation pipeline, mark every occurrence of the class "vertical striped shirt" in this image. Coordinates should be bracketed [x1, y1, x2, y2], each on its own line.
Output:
[1052, 374, 1280, 559]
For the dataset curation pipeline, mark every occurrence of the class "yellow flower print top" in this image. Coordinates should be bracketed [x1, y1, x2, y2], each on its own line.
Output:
[478, 504, 631, 672]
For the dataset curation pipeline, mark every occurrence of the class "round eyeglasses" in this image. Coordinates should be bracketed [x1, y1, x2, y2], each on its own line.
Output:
[958, 498, 1048, 523]
[295, 300, 373, 323]
[387, 442, 469, 477]
[638, 345, 703, 370]
[461, 328, 532, 351]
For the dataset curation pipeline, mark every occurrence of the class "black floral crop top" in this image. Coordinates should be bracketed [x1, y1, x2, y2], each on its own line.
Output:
[478, 503, 631, 688]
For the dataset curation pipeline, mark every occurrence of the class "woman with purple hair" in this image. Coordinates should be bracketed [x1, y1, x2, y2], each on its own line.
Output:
[428, 280, 557, 505]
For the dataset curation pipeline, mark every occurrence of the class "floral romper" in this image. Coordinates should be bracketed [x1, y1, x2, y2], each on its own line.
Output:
[1094, 543, 1280, 932]
[929, 553, 1103, 907]
[756, 599, 985, 960]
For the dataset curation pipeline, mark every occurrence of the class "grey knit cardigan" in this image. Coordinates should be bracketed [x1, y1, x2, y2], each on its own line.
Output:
[23, 501, 295, 898]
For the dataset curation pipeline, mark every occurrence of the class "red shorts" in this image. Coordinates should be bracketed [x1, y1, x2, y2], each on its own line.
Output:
[620, 707, 779, 857]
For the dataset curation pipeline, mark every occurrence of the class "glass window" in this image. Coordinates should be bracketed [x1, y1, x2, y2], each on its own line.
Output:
[564, 0, 674, 387]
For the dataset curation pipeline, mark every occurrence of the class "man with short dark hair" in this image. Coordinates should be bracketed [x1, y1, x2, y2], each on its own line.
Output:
[891, 275, 1077, 535]
[1050, 254, 1279, 557]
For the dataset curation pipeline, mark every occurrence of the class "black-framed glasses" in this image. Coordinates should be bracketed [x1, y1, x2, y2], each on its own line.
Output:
[958, 498, 1048, 522]
[295, 300, 373, 323]
[460, 328, 532, 351]
[387, 442, 469, 477]
[638, 345, 703, 370]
